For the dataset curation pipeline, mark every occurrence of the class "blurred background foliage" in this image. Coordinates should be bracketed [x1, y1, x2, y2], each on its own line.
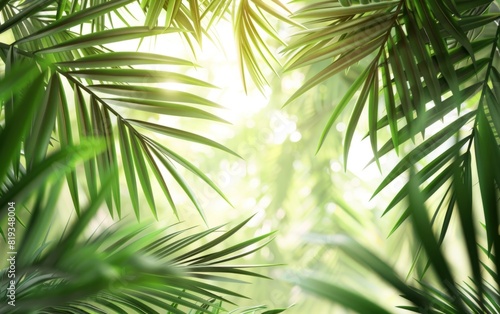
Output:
[180, 29, 417, 313]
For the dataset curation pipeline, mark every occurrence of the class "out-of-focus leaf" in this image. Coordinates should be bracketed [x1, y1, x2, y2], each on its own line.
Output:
[475, 107, 500, 281]
[408, 168, 467, 312]
[303, 234, 429, 309]
[295, 276, 392, 314]
[0, 65, 44, 184]
[24, 73, 61, 170]
[453, 154, 485, 308]
[0, 140, 105, 221]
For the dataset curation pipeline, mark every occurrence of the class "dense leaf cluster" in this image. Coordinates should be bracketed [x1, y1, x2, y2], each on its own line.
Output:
[1, 0, 500, 313]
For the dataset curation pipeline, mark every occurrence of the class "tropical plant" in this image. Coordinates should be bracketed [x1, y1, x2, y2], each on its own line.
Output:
[280, 0, 500, 313]
[0, 49, 284, 314]
[3, 0, 500, 312]
[0, 171, 278, 313]
[0, 71, 282, 314]
[0, 0, 246, 222]
[0, 0, 290, 313]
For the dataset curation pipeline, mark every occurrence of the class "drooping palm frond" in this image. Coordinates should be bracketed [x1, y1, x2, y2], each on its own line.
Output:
[139, 0, 300, 91]
[294, 171, 500, 313]
[232, 0, 301, 93]
[0, 156, 277, 313]
[141, 0, 298, 72]
[140, 0, 205, 53]
[142, 0, 303, 92]
[0, 0, 238, 221]
[284, 0, 497, 155]
[0, 43, 283, 314]
[284, 0, 500, 241]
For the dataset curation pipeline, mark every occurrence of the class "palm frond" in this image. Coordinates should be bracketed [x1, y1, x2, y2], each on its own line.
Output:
[0, 172, 276, 313]
[285, 1, 500, 246]
[291, 276, 392, 314]
[1, 0, 239, 220]
[234, 0, 300, 93]
[294, 161, 500, 312]
[285, 0, 499, 162]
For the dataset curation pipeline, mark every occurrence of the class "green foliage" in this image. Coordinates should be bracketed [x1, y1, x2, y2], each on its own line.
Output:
[0, 176, 275, 313]
[0, 0, 286, 313]
[2, 0, 500, 313]
[295, 168, 500, 313]
[282, 1, 500, 312]
[0, 0, 239, 220]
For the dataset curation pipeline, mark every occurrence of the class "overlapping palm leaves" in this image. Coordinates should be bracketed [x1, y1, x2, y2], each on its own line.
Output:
[0, 0, 245, 221]
[0, 49, 281, 314]
[280, 0, 500, 312]
[0, 173, 278, 313]
[284, 1, 500, 238]
[2, 0, 500, 312]
[294, 166, 500, 313]
[137, 0, 297, 93]
[232, 0, 300, 93]
[0, 0, 287, 313]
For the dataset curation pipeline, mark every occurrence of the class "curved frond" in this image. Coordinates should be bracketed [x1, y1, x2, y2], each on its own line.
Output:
[234, 0, 300, 93]
[285, 0, 500, 159]
[1, 0, 238, 220]
[0, 173, 275, 313]
[286, 0, 500, 241]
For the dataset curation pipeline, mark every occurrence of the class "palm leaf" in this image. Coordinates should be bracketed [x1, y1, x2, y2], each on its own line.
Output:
[298, 188, 499, 312]
[292, 276, 392, 314]
[234, 0, 300, 93]
[285, 1, 500, 169]
[14, 0, 135, 45]
[286, 1, 500, 251]
[0, 0, 241, 220]
[0, 176, 276, 313]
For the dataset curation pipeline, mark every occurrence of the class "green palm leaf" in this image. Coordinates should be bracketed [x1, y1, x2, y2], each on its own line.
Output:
[285, 0, 500, 164]
[0, 0, 242, 220]
[234, 0, 299, 93]
[0, 178, 276, 313]
[285, 1, 500, 253]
